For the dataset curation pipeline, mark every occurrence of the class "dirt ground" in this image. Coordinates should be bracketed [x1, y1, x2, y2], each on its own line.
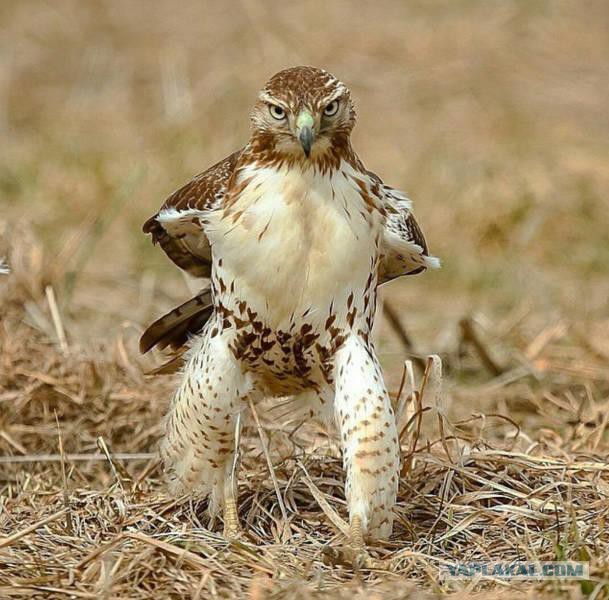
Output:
[1, 1, 609, 597]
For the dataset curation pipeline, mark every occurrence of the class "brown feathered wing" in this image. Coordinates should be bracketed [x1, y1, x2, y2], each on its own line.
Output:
[140, 151, 241, 370]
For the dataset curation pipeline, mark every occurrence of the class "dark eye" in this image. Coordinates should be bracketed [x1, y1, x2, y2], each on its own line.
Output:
[324, 100, 339, 116]
[269, 104, 286, 120]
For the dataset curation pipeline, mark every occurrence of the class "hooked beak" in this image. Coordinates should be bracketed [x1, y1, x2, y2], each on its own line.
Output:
[299, 127, 314, 158]
[296, 110, 315, 158]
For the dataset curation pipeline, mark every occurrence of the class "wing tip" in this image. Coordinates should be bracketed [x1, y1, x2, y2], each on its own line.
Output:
[142, 214, 160, 234]
[139, 326, 160, 354]
[425, 255, 441, 269]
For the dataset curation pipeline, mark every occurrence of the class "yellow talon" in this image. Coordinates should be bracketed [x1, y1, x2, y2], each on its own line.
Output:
[350, 514, 365, 549]
[222, 495, 241, 539]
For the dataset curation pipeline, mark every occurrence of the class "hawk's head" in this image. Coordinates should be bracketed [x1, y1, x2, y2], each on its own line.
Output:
[250, 66, 356, 166]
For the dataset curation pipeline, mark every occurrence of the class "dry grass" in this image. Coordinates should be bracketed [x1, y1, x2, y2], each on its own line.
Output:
[1, 1, 609, 597]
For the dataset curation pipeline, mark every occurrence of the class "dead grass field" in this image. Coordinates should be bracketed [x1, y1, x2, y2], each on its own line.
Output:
[1, 0, 609, 597]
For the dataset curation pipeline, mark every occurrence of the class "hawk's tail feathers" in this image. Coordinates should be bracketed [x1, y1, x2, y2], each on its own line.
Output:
[139, 287, 213, 355]
[145, 352, 187, 376]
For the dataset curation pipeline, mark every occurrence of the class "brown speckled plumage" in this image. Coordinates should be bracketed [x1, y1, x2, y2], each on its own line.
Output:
[142, 66, 439, 541]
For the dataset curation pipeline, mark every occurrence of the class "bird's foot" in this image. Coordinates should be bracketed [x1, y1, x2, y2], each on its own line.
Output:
[222, 496, 241, 540]
[322, 515, 380, 569]
[345, 514, 377, 568]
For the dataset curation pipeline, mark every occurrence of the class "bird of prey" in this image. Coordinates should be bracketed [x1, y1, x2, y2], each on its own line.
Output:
[141, 66, 438, 548]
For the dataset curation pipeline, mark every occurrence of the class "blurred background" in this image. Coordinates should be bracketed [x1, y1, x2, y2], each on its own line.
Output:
[2, 0, 609, 443]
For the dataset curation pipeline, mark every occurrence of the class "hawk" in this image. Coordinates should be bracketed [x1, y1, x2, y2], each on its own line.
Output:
[141, 66, 438, 548]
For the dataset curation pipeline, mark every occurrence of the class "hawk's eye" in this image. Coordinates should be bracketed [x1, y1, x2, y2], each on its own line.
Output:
[269, 104, 286, 120]
[323, 100, 340, 117]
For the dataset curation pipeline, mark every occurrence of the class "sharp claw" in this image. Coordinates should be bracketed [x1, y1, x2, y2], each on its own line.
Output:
[321, 543, 379, 570]
[347, 515, 376, 568]
[320, 514, 381, 569]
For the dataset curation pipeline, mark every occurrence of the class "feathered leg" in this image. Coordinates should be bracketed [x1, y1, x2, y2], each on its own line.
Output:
[334, 336, 399, 544]
[160, 322, 251, 536]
